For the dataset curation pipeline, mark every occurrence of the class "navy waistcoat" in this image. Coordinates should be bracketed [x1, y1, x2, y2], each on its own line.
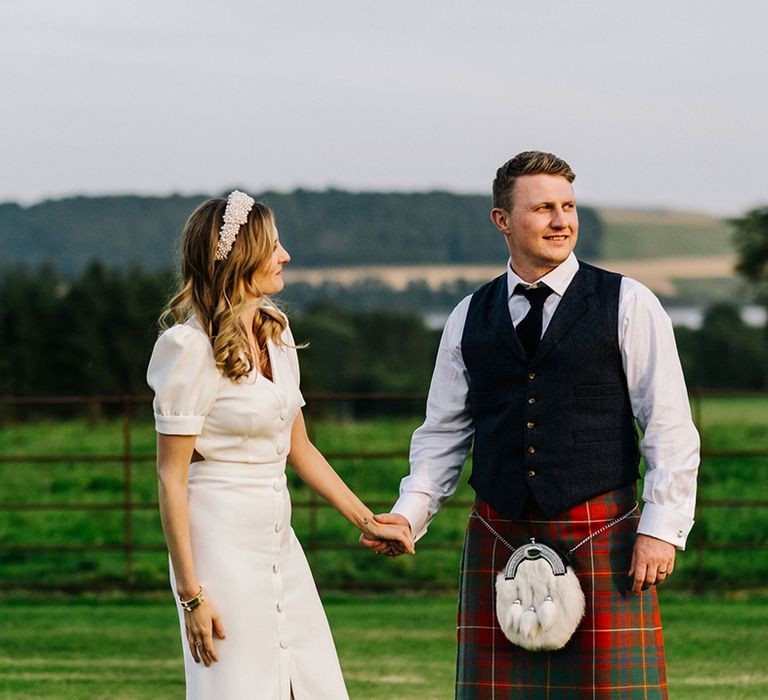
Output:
[461, 261, 641, 519]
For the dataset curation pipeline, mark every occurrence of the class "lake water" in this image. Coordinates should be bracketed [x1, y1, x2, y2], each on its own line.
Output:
[424, 305, 767, 331]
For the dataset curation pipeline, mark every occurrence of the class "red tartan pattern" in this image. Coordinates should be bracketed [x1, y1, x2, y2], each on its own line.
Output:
[456, 486, 668, 699]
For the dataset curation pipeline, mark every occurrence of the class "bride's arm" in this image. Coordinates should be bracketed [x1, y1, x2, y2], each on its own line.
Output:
[157, 434, 226, 665]
[157, 434, 200, 598]
[287, 410, 414, 553]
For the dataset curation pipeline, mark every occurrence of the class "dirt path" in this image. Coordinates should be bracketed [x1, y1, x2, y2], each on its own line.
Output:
[289, 255, 736, 295]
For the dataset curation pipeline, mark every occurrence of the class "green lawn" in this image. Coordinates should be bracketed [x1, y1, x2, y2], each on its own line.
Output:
[0, 593, 765, 699]
[1, 396, 768, 591]
[1, 395, 766, 695]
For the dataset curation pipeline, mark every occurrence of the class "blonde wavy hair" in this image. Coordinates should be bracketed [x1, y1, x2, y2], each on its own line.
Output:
[160, 197, 288, 382]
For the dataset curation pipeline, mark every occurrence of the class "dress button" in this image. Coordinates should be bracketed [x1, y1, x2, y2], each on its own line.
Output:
[273, 478, 283, 492]
[275, 522, 283, 533]
[279, 639, 289, 649]
[526, 421, 535, 429]
[280, 413, 286, 421]
[272, 562, 279, 574]
[277, 444, 285, 455]
[528, 397, 536, 405]
[527, 446, 536, 454]
[527, 470, 536, 478]
[276, 601, 283, 612]
[528, 372, 536, 380]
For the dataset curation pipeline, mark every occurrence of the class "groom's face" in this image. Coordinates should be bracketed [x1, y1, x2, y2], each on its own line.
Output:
[494, 174, 579, 280]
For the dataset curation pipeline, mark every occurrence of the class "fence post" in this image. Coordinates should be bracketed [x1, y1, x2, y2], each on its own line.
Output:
[122, 395, 135, 590]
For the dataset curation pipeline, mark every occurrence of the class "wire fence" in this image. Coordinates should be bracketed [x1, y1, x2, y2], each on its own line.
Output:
[0, 391, 766, 592]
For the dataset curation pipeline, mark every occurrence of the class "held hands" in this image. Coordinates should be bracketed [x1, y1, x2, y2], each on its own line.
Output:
[628, 534, 676, 594]
[360, 513, 415, 557]
[183, 595, 226, 666]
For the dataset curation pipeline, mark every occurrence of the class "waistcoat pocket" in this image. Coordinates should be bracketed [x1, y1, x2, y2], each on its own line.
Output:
[574, 383, 623, 398]
[573, 427, 625, 444]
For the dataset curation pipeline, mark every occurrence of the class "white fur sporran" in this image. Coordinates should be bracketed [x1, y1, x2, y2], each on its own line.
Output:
[472, 503, 638, 652]
[495, 539, 585, 651]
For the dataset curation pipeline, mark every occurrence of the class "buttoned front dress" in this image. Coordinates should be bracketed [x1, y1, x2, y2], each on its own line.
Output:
[147, 317, 348, 700]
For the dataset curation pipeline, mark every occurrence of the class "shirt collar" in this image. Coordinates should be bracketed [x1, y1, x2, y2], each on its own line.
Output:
[506, 252, 579, 299]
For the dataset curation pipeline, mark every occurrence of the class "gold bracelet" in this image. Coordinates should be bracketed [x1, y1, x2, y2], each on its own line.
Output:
[179, 586, 205, 612]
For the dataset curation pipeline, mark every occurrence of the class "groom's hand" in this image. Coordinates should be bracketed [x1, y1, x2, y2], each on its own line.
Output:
[359, 513, 412, 557]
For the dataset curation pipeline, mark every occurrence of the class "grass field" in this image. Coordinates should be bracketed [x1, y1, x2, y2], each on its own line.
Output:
[1, 395, 767, 591]
[598, 209, 735, 260]
[0, 592, 766, 699]
[1, 397, 766, 697]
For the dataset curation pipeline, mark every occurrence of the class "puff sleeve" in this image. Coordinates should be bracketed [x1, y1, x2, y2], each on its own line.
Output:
[146, 324, 220, 435]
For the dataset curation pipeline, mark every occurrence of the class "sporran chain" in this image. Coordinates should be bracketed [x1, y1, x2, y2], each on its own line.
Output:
[470, 502, 639, 555]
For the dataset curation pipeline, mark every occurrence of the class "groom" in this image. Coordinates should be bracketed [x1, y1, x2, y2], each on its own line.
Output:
[362, 151, 699, 698]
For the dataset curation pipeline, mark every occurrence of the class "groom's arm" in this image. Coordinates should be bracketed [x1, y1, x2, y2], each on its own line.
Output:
[362, 297, 475, 551]
[392, 389, 474, 541]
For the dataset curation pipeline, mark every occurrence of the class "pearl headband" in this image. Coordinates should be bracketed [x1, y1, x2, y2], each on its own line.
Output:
[215, 190, 256, 261]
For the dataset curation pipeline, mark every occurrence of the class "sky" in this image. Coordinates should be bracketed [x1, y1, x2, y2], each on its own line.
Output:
[1, 1, 767, 215]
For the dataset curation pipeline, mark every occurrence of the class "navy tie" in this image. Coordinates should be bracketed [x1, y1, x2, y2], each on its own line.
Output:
[515, 284, 553, 359]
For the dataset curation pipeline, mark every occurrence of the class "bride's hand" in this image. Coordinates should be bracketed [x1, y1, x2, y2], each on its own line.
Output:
[361, 514, 415, 555]
[183, 595, 226, 666]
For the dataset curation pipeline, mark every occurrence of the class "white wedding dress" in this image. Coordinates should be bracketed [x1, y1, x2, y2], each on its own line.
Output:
[147, 316, 348, 699]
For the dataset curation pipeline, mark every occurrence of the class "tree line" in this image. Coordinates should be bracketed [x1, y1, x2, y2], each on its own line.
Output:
[2, 201, 766, 398]
[0, 189, 603, 277]
[0, 263, 441, 399]
[1, 260, 766, 401]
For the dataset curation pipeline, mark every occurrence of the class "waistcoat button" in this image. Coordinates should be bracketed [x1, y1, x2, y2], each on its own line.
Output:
[527, 470, 536, 478]
[527, 446, 536, 454]
[528, 372, 536, 380]
[526, 421, 535, 429]
[528, 397, 536, 405]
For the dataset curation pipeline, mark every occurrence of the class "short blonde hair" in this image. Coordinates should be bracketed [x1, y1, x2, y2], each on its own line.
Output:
[160, 197, 287, 382]
[492, 151, 575, 210]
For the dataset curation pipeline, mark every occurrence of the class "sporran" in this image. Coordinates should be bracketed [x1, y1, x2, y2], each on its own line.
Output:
[472, 503, 638, 651]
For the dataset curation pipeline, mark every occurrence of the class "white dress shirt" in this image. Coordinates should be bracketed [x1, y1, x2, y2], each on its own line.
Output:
[393, 253, 700, 549]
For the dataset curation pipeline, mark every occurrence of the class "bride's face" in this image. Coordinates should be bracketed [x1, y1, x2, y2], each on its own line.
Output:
[252, 229, 291, 296]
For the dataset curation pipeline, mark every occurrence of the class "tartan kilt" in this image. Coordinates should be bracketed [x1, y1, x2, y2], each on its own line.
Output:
[456, 485, 667, 699]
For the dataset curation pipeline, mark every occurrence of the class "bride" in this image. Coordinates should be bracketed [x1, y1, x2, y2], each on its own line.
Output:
[147, 190, 414, 698]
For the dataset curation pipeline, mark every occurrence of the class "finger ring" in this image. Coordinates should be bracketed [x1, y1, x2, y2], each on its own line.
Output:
[659, 571, 667, 575]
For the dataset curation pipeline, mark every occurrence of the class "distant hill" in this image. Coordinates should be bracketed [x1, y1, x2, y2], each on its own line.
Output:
[276, 207, 740, 305]
[594, 209, 739, 304]
[599, 208, 734, 259]
[0, 190, 603, 277]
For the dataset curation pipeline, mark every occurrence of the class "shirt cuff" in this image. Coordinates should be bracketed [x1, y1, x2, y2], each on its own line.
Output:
[154, 414, 205, 436]
[392, 492, 435, 542]
[637, 502, 693, 550]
